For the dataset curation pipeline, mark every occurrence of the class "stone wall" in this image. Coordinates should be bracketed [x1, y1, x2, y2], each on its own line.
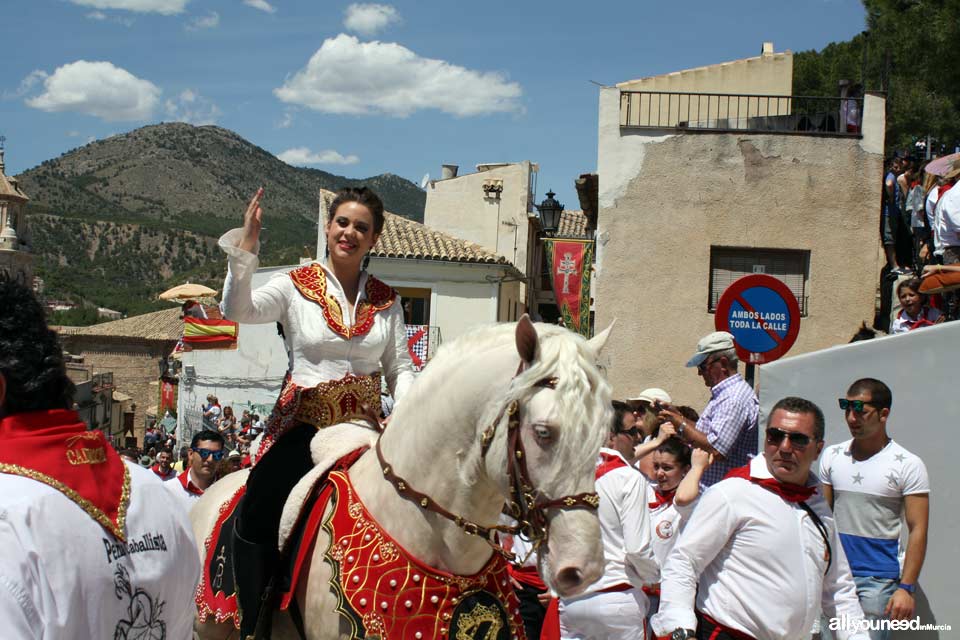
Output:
[59, 336, 177, 444]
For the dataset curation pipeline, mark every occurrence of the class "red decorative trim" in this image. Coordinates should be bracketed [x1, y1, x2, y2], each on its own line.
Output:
[195, 485, 246, 629]
[284, 469, 526, 639]
[289, 265, 396, 339]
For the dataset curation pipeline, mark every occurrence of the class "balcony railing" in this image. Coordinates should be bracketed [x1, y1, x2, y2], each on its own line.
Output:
[620, 91, 862, 136]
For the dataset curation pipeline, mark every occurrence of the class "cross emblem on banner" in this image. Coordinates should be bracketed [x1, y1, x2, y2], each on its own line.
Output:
[557, 252, 577, 294]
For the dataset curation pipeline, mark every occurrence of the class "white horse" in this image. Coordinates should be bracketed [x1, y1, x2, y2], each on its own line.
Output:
[191, 316, 613, 639]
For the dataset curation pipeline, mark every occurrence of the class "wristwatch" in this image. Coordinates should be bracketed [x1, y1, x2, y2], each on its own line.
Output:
[898, 582, 916, 594]
[671, 629, 696, 640]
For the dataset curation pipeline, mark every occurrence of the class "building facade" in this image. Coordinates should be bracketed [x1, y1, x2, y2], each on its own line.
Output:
[594, 43, 886, 404]
[0, 148, 33, 285]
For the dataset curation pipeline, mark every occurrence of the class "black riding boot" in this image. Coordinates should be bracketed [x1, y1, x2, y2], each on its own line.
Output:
[233, 518, 278, 640]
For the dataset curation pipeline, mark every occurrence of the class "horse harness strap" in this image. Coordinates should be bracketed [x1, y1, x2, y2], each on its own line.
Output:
[376, 370, 600, 560]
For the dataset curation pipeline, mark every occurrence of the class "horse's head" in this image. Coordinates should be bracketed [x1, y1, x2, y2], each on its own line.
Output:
[480, 315, 613, 597]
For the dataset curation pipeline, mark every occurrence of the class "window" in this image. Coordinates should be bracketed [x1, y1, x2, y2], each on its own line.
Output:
[395, 287, 431, 325]
[709, 247, 809, 316]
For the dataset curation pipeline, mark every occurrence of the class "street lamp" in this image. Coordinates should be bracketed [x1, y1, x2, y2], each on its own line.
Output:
[536, 190, 564, 236]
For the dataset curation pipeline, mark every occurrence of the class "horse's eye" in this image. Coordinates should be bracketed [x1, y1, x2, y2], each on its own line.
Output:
[533, 425, 553, 443]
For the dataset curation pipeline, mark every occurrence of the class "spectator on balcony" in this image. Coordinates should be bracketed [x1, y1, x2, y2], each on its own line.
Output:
[841, 83, 862, 133]
[891, 278, 942, 334]
[217, 404, 237, 436]
[201, 394, 221, 429]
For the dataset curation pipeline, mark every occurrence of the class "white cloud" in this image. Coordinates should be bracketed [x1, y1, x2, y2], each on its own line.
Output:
[274, 34, 523, 118]
[164, 88, 221, 125]
[278, 147, 359, 166]
[86, 10, 108, 19]
[26, 61, 160, 121]
[185, 10, 219, 30]
[3, 70, 48, 100]
[243, 0, 276, 13]
[69, 0, 189, 15]
[277, 110, 295, 128]
[343, 3, 399, 37]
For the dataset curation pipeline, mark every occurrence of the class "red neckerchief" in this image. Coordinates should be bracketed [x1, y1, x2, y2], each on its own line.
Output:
[150, 464, 174, 479]
[595, 451, 628, 480]
[648, 487, 677, 509]
[0, 409, 130, 540]
[177, 469, 204, 495]
[897, 307, 937, 330]
[724, 464, 815, 503]
[939, 183, 955, 199]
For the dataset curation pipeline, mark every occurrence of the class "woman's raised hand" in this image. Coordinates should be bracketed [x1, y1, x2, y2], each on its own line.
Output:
[239, 187, 264, 253]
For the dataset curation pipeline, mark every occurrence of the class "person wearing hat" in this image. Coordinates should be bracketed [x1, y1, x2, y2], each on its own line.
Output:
[933, 159, 960, 266]
[658, 331, 758, 488]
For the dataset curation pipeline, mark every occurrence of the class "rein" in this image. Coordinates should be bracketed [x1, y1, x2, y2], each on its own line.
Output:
[376, 370, 599, 561]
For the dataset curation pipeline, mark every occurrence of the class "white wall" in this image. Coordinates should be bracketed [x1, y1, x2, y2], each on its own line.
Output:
[760, 323, 959, 638]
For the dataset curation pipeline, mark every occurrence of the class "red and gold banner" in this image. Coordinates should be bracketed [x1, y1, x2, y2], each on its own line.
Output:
[158, 379, 178, 417]
[543, 238, 594, 337]
[182, 316, 239, 349]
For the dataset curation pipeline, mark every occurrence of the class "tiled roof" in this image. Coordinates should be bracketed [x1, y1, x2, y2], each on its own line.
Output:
[320, 189, 508, 265]
[556, 210, 590, 238]
[0, 170, 29, 201]
[56, 307, 183, 342]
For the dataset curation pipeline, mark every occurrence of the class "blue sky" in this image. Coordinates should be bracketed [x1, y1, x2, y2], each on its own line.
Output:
[1, 0, 868, 210]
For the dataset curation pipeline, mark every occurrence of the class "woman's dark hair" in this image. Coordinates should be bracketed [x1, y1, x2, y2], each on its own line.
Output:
[329, 187, 385, 235]
[654, 437, 691, 467]
[0, 275, 75, 415]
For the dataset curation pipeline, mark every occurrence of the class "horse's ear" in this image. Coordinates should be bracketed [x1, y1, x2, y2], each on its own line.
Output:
[586, 319, 615, 355]
[516, 314, 538, 365]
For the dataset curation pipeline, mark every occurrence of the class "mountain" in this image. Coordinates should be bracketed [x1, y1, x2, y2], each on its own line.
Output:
[17, 122, 426, 317]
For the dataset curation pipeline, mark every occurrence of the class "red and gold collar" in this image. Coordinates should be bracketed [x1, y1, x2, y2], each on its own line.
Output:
[0, 409, 131, 540]
[289, 264, 396, 339]
[311, 470, 526, 640]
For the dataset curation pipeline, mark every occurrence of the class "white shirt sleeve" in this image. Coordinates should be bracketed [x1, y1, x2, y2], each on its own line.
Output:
[821, 524, 871, 640]
[651, 484, 738, 636]
[620, 470, 658, 585]
[218, 227, 290, 325]
[901, 456, 930, 495]
[379, 301, 416, 404]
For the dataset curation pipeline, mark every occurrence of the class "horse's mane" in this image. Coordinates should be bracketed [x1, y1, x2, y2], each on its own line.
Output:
[408, 322, 611, 495]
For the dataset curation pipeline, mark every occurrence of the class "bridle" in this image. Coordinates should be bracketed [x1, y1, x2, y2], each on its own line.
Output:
[376, 369, 599, 562]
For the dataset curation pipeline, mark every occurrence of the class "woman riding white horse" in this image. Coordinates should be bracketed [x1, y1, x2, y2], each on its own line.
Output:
[217, 186, 416, 637]
[192, 315, 614, 639]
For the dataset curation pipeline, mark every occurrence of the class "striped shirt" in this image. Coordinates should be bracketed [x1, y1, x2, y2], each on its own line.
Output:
[697, 373, 759, 487]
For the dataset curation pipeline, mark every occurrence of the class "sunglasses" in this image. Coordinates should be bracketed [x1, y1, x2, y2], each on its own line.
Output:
[191, 447, 225, 461]
[617, 426, 641, 438]
[765, 427, 813, 448]
[838, 399, 876, 414]
[697, 357, 718, 372]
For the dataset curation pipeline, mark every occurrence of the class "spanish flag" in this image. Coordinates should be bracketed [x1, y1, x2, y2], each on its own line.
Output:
[182, 316, 239, 348]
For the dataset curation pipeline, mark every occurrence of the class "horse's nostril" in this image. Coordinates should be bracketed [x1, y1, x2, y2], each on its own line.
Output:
[555, 566, 583, 592]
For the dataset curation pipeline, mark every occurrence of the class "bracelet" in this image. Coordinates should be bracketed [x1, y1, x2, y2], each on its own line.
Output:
[678, 421, 687, 437]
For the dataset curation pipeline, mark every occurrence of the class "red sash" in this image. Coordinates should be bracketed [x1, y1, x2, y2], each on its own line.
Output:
[595, 451, 628, 480]
[724, 464, 815, 503]
[0, 409, 130, 540]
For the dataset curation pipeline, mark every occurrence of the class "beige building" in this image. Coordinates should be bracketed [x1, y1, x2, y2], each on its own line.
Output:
[0, 148, 33, 285]
[594, 43, 886, 405]
[423, 162, 539, 309]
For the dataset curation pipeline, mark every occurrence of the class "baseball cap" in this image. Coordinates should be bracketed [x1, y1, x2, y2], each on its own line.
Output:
[626, 388, 672, 404]
[686, 331, 735, 368]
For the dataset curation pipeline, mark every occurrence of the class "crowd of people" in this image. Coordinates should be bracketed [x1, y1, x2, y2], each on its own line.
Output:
[0, 181, 936, 640]
[879, 155, 960, 332]
[507, 330, 929, 640]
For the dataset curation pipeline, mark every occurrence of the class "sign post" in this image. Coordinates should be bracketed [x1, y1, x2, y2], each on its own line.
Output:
[715, 274, 802, 386]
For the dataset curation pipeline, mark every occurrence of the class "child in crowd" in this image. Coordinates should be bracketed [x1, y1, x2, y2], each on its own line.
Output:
[636, 436, 713, 628]
[891, 278, 942, 334]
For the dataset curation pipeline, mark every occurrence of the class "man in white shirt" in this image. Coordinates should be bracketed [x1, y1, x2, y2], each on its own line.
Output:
[0, 277, 200, 639]
[651, 396, 868, 640]
[559, 403, 658, 640]
[164, 429, 225, 513]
